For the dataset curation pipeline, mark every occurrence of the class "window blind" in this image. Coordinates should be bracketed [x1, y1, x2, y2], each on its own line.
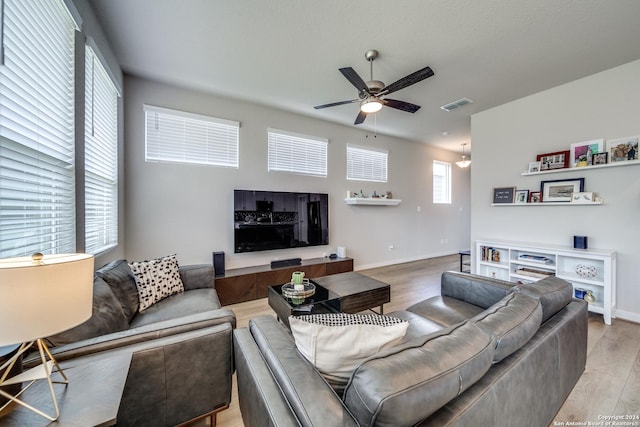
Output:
[433, 160, 451, 204]
[267, 129, 328, 177]
[85, 45, 118, 255]
[346, 144, 388, 182]
[0, 0, 77, 257]
[144, 105, 239, 168]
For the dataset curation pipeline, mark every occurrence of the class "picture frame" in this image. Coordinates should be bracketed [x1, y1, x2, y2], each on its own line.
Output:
[529, 191, 542, 203]
[591, 152, 608, 165]
[540, 178, 585, 203]
[605, 136, 639, 162]
[571, 191, 594, 204]
[569, 139, 604, 167]
[536, 150, 570, 170]
[528, 161, 541, 173]
[493, 187, 515, 204]
[515, 190, 529, 204]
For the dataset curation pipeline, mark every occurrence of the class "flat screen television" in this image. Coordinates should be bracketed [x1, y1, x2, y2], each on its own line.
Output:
[234, 190, 329, 253]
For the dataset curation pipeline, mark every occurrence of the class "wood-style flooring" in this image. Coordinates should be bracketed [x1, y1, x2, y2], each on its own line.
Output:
[210, 254, 640, 427]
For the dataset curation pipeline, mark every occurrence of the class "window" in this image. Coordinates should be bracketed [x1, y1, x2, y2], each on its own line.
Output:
[346, 145, 388, 182]
[0, 0, 77, 257]
[267, 128, 327, 177]
[433, 160, 451, 204]
[144, 105, 239, 168]
[85, 45, 119, 254]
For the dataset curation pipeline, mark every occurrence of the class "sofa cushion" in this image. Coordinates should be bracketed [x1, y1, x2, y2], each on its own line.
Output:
[129, 288, 221, 328]
[48, 277, 129, 346]
[343, 321, 495, 427]
[96, 260, 140, 322]
[406, 295, 485, 327]
[512, 276, 573, 322]
[471, 292, 542, 362]
[289, 313, 408, 394]
[386, 310, 446, 341]
[129, 254, 185, 312]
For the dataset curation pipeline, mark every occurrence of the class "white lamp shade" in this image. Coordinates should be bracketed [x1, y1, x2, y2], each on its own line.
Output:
[360, 99, 383, 113]
[0, 253, 94, 346]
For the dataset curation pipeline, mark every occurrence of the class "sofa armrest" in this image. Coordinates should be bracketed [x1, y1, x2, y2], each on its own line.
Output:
[441, 271, 514, 309]
[180, 264, 215, 291]
[27, 308, 235, 368]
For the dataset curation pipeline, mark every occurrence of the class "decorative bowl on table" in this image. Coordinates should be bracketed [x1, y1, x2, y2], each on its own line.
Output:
[282, 281, 316, 305]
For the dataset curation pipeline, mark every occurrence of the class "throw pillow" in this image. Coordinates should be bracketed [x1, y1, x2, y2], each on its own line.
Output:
[289, 313, 409, 394]
[128, 254, 185, 312]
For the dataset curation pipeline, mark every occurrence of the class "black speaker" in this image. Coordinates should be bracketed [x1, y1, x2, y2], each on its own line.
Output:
[212, 251, 225, 277]
[573, 236, 588, 250]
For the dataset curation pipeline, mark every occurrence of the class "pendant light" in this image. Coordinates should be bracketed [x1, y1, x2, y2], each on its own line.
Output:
[456, 143, 471, 168]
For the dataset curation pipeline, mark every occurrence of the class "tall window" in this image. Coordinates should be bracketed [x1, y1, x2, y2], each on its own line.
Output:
[0, 0, 77, 257]
[85, 46, 119, 254]
[433, 160, 451, 204]
[144, 105, 239, 168]
[267, 129, 328, 177]
[346, 145, 388, 182]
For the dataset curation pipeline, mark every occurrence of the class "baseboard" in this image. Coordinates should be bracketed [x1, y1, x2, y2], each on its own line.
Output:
[354, 250, 460, 271]
[613, 309, 640, 324]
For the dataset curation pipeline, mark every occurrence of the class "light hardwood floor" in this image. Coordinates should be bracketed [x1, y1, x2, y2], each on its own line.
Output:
[212, 254, 640, 427]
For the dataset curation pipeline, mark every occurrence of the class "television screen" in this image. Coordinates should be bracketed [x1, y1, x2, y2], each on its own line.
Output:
[234, 190, 329, 253]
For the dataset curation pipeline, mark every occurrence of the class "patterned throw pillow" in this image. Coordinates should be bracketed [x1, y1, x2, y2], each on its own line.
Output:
[128, 254, 184, 312]
[289, 313, 409, 394]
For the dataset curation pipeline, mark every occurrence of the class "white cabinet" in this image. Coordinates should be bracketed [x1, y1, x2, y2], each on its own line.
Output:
[475, 240, 616, 324]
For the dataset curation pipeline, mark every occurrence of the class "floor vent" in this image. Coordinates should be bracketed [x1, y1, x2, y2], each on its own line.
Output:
[440, 97, 473, 112]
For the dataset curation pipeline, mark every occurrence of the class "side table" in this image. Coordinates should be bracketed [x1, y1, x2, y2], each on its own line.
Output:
[459, 250, 471, 273]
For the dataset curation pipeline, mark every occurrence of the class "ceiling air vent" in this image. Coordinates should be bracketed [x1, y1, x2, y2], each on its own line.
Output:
[440, 97, 473, 112]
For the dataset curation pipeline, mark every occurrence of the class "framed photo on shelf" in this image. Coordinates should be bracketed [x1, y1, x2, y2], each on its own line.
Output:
[493, 187, 515, 204]
[529, 191, 542, 203]
[540, 178, 585, 203]
[528, 161, 541, 173]
[536, 150, 570, 170]
[515, 190, 529, 204]
[591, 152, 608, 165]
[569, 139, 604, 167]
[571, 192, 594, 204]
[606, 136, 639, 162]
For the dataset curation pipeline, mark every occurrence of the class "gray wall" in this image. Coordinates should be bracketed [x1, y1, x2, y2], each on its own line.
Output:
[470, 59, 640, 322]
[123, 76, 471, 270]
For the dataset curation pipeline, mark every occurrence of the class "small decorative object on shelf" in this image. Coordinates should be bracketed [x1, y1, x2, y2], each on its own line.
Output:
[584, 290, 596, 304]
[575, 263, 598, 279]
[537, 150, 570, 170]
[574, 288, 587, 299]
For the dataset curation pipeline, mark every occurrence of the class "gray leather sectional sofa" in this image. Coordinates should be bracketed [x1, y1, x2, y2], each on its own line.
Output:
[25, 259, 236, 427]
[234, 271, 587, 427]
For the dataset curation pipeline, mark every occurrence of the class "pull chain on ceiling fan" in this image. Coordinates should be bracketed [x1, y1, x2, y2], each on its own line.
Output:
[314, 49, 434, 125]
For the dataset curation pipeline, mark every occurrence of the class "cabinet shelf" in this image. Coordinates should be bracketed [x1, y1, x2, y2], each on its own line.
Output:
[344, 198, 401, 206]
[522, 159, 640, 176]
[475, 240, 616, 324]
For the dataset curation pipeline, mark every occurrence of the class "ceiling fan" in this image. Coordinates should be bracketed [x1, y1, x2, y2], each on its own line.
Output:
[314, 49, 434, 125]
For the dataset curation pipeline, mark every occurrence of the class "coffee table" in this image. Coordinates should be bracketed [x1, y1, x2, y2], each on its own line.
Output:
[268, 271, 391, 329]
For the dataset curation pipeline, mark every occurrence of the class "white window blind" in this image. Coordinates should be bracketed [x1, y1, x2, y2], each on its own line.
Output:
[85, 45, 118, 254]
[0, 0, 77, 257]
[346, 144, 388, 182]
[144, 105, 239, 168]
[267, 129, 328, 177]
[433, 160, 451, 204]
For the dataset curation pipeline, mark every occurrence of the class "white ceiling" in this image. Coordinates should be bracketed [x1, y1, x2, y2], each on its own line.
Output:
[89, 0, 640, 153]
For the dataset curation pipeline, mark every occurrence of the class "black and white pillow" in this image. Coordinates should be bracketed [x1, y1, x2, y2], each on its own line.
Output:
[128, 254, 184, 311]
[289, 313, 409, 394]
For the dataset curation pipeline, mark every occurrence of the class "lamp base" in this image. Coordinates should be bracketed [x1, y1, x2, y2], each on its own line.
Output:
[0, 339, 68, 421]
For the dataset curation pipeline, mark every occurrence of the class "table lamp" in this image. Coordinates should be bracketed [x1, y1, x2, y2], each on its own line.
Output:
[0, 253, 94, 421]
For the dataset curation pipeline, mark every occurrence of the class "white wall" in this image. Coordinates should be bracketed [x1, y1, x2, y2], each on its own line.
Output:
[470, 59, 640, 322]
[123, 76, 471, 270]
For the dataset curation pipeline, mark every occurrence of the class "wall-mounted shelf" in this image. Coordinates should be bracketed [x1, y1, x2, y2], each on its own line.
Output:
[522, 159, 640, 176]
[344, 198, 401, 206]
[491, 201, 603, 206]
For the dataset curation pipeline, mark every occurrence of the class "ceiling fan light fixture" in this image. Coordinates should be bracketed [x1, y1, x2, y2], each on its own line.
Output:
[456, 143, 471, 168]
[361, 99, 383, 113]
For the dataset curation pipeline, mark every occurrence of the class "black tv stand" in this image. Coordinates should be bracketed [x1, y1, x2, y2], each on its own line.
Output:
[270, 258, 302, 268]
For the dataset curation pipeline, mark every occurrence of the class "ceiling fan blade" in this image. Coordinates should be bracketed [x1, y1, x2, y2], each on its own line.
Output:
[383, 98, 421, 113]
[354, 110, 367, 125]
[379, 66, 434, 96]
[339, 67, 370, 94]
[314, 99, 360, 109]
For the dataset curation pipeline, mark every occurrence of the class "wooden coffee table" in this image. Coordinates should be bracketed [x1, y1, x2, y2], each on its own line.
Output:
[268, 271, 391, 328]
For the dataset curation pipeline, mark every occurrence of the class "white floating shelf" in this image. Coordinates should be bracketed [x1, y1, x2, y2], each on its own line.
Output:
[344, 198, 401, 206]
[521, 159, 640, 176]
[491, 201, 602, 206]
